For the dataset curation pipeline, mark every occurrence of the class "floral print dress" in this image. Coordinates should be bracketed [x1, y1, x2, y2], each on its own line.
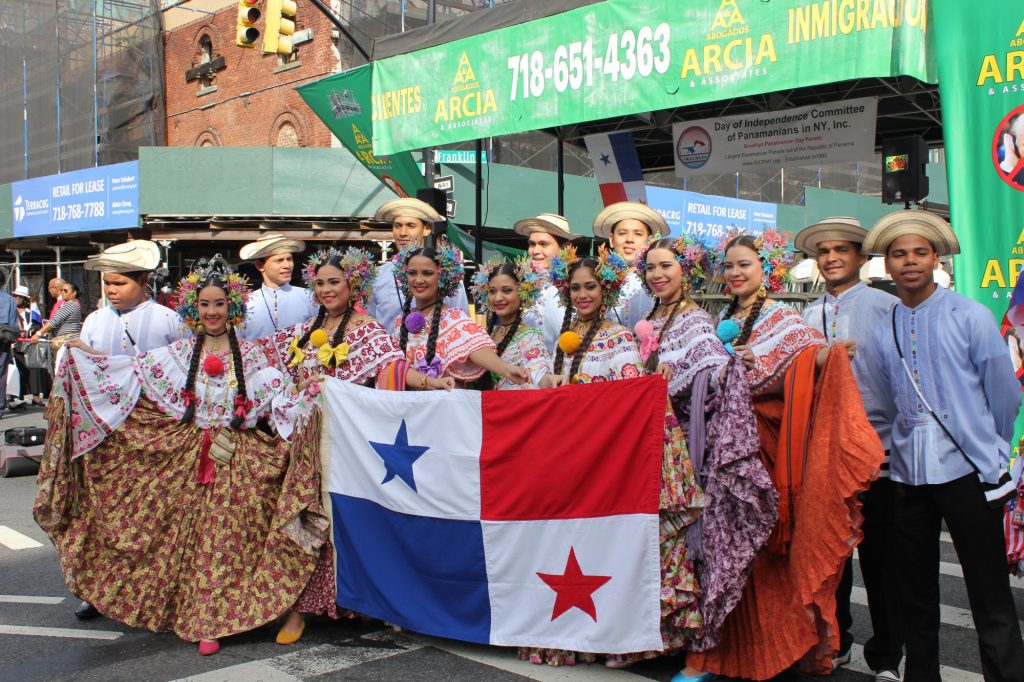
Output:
[403, 307, 496, 383]
[34, 340, 327, 643]
[521, 322, 705, 666]
[492, 326, 551, 390]
[265, 316, 405, 617]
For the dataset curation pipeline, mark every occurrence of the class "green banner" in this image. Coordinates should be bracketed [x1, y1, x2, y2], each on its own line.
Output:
[369, 0, 935, 154]
[934, 2, 1024, 449]
[297, 64, 427, 199]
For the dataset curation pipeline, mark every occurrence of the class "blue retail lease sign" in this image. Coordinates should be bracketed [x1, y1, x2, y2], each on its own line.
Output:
[646, 186, 777, 246]
[11, 161, 140, 237]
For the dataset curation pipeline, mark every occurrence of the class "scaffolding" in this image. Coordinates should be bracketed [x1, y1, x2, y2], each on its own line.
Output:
[0, 0, 165, 186]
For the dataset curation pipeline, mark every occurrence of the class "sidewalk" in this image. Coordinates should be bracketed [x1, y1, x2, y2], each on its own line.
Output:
[1, 404, 48, 431]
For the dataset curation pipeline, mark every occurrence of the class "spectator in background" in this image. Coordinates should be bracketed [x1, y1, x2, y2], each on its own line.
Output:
[32, 281, 82, 348]
[11, 285, 48, 408]
[0, 273, 20, 416]
[47, 277, 65, 319]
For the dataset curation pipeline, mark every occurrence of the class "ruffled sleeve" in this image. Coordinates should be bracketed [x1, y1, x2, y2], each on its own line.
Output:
[656, 309, 730, 398]
[51, 348, 142, 459]
[746, 303, 826, 394]
[403, 308, 495, 382]
[497, 327, 551, 389]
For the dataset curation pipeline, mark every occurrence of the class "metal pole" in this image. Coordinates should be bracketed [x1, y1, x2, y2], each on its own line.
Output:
[557, 131, 565, 216]
[12, 251, 22, 288]
[22, 57, 28, 179]
[306, 0, 371, 61]
[422, 0, 437, 188]
[475, 139, 483, 267]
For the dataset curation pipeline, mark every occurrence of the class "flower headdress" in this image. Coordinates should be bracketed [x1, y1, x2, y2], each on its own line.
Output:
[176, 255, 250, 330]
[549, 244, 629, 310]
[302, 246, 377, 309]
[394, 237, 465, 300]
[634, 234, 709, 296]
[710, 228, 798, 294]
[470, 256, 546, 315]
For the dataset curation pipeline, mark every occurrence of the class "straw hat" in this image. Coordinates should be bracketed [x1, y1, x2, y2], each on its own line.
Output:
[592, 202, 667, 239]
[374, 197, 443, 224]
[512, 213, 574, 240]
[239, 233, 306, 261]
[84, 240, 161, 273]
[862, 210, 960, 257]
[794, 216, 869, 256]
[12, 285, 30, 298]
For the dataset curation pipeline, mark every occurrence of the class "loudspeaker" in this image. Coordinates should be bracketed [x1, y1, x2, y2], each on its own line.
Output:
[882, 136, 929, 204]
[416, 188, 448, 221]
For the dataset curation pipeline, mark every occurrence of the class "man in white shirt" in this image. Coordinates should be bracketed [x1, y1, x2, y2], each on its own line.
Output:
[593, 202, 664, 330]
[237, 234, 318, 340]
[74, 241, 188, 357]
[368, 198, 469, 334]
[514, 213, 575, 350]
[66, 239, 188, 620]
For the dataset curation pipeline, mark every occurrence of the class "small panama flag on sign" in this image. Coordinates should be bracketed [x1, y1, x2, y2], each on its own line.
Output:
[321, 376, 665, 654]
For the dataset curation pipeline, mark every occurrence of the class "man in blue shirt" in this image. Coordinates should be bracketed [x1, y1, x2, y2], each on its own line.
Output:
[798, 217, 901, 680]
[863, 210, 1024, 682]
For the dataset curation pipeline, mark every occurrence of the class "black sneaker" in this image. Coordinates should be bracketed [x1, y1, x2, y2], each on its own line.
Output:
[74, 601, 100, 620]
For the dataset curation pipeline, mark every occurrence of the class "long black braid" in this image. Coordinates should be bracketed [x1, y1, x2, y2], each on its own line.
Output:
[227, 326, 248, 429]
[329, 305, 356, 368]
[181, 328, 206, 424]
[485, 262, 524, 358]
[722, 234, 768, 347]
[642, 237, 691, 374]
[551, 298, 576, 376]
[398, 247, 444, 365]
[553, 258, 603, 380]
[290, 305, 327, 364]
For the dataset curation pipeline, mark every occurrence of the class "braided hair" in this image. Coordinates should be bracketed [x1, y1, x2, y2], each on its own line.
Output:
[398, 247, 444, 366]
[642, 237, 689, 373]
[484, 263, 523, 358]
[290, 252, 359, 368]
[180, 270, 250, 430]
[722, 234, 767, 347]
[552, 258, 603, 381]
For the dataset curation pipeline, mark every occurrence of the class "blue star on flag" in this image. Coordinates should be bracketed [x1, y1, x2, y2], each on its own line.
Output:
[369, 420, 430, 492]
[599, 153, 611, 166]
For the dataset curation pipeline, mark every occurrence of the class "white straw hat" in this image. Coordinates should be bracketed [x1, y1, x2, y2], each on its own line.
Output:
[794, 217, 869, 256]
[512, 213, 574, 240]
[862, 210, 960, 257]
[374, 198, 444, 224]
[592, 202, 667, 239]
[239, 233, 306, 261]
[84, 240, 161, 273]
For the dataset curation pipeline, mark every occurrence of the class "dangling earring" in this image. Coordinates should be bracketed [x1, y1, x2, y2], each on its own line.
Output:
[195, 323, 206, 335]
[758, 283, 768, 298]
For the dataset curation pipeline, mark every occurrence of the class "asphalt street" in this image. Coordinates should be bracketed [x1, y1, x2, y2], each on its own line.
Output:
[1, 405, 1022, 681]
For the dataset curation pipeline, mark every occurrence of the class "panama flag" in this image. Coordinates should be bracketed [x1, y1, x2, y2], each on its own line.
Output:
[322, 376, 665, 654]
[584, 130, 647, 206]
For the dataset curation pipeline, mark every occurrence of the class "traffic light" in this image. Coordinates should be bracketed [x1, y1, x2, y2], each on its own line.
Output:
[263, 0, 297, 55]
[235, 0, 262, 48]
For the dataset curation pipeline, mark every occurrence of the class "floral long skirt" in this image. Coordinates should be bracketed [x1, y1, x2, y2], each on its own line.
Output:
[35, 396, 327, 642]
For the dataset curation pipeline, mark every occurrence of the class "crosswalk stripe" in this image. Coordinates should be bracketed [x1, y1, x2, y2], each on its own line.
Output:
[0, 624, 122, 640]
[0, 526, 43, 550]
[938, 561, 1024, 589]
[847, 643, 982, 682]
[850, 585, 1024, 633]
[0, 595, 65, 605]
[173, 632, 427, 682]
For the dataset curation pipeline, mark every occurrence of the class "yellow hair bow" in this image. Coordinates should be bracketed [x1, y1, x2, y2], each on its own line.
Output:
[287, 336, 306, 368]
[317, 341, 350, 367]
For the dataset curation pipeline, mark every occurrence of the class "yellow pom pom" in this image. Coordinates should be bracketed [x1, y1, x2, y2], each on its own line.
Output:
[309, 329, 330, 348]
[558, 331, 582, 355]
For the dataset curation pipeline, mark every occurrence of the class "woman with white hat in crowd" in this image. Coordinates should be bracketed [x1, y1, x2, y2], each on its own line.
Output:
[237, 233, 319, 340]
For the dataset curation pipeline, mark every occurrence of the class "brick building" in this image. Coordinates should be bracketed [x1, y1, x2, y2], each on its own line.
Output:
[163, 0, 343, 149]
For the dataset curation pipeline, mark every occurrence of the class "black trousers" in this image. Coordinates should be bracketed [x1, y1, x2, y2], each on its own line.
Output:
[894, 474, 1024, 682]
[836, 476, 904, 671]
[0, 350, 9, 412]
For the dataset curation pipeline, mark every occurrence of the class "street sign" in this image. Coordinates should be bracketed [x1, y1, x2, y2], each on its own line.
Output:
[434, 175, 455, 193]
[436, 150, 488, 164]
[446, 198, 457, 218]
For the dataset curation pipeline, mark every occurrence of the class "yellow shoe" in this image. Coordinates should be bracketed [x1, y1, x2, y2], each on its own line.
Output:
[276, 619, 305, 645]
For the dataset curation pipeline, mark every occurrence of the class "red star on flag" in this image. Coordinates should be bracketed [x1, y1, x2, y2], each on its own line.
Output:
[537, 547, 612, 622]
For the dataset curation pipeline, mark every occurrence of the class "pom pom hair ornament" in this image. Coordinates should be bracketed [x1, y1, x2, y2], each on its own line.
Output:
[176, 255, 250, 331]
[634, 319, 654, 341]
[403, 311, 426, 334]
[558, 331, 582, 355]
[717, 318, 741, 355]
[309, 328, 330, 348]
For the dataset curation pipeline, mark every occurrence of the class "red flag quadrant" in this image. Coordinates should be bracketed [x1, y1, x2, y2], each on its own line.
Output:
[322, 378, 664, 653]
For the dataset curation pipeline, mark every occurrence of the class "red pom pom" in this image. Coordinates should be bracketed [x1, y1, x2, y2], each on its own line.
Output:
[203, 354, 225, 376]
